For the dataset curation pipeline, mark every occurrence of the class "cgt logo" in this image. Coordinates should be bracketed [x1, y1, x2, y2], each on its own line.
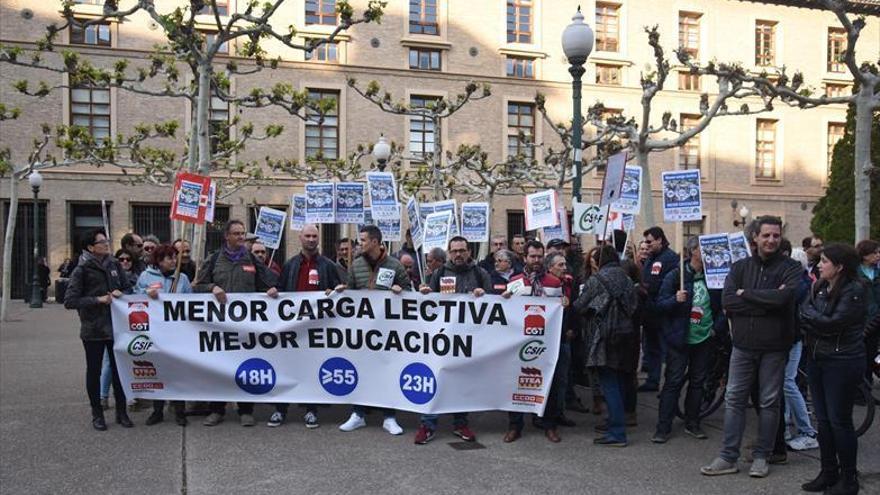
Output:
[519, 339, 547, 362]
[128, 301, 150, 332]
[512, 393, 544, 404]
[127, 335, 153, 357]
[132, 360, 157, 379]
[518, 367, 543, 389]
[523, 305, 545, 336]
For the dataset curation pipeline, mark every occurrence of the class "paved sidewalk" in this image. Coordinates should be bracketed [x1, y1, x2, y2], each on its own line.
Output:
[1, 301, 878, 494]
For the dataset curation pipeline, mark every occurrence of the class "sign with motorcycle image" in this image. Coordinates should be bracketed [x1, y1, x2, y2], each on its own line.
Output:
[661, 170, 703, 222]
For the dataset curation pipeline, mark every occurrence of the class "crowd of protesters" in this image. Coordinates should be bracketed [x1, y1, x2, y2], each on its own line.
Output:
[63, 216, 878, 494]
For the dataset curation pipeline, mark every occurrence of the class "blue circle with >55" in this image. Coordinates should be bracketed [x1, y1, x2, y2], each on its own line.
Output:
[319, 357, 358, 396]
[235, 358, 276, 395]
[400, 363, 437, 405]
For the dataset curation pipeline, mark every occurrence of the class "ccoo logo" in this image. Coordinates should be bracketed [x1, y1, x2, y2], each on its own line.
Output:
[127, 335, 153, 356]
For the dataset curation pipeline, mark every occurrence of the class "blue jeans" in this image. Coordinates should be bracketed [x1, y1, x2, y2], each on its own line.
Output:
[808, 356, 865, 473]
[100, 348, 112, 399]
[352, 406, 396, 419]
[783, 341, 816, 437]
[598, 367, 627, 442]
[421, 413, 468, 430]
[656, 339, 712, 433]
[642, 323, 666, 387]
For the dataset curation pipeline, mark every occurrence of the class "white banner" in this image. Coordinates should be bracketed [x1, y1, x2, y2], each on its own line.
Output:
[111, 292, 562, 415]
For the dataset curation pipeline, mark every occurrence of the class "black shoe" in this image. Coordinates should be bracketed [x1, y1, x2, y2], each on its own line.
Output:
[92, 414, 107, 431]
[768, 453, 787, 465]
[145, 411, 164, 426]
[594, 422, 608, 433]
[801, 470, 839, 492]
[174, 413, 188, 427]
[593, 436, 627, 447]
[684, 424, 708, 440]
[825, 471, 859, 495]
[558, 415, 577, 427]
[637, 383, 659, 392]
[566, 398, 590, 413]
[116, 412, 134, 428]
[651, 430, 670, 444]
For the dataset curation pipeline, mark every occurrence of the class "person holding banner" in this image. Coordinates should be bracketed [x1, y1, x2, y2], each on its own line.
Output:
[267, 224, 342, 429]
[135, 243, 192, 427]
[193, 220, 279, 428]
[65, 228, 134, 431]
[640, 227, 679, 392]
[489, 249, 521, 295]
[652, 237, 727, 444]
[413, 236, 491, 444]
[335, 225, 411, 435]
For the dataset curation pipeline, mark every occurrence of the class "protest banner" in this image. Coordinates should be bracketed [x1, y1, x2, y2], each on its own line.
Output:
[460, 202, 490, 243]
[170, 172, 211, 224]
[423, 211, 453, 252]
[698, 233, 734, 289]
[406, 197, 423, 249]
[254, 207, 286, 250]
[661, 170, 703, 222]
[335, 182, 366, 224]
[305, 183, 335, 224]
[728, 231, 750, 264]
[205, 183, 217, 223]
[111, 292, 562, 415]
[433, 199, 460, 236]
[542, 209, 570, 243]
[613, 166, 642, 214]
[600, 151, 628, 207]
[366, 172, 399, 220]
[290, 194, 306, 231]
[524, 190, 558, 231]
[376, 204, 402, 242]
[571, 202, 605, 235]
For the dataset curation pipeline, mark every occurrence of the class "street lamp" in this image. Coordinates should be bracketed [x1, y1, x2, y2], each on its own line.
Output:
[733, 205, 750, 229]
[561, 6, 594, 202]
[372, 134, 391, 172]
[28, 170, 43, 309]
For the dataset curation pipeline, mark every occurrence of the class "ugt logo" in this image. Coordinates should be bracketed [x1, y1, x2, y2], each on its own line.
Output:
[128, 301, 149, 332]
[523, 305, 545, 336]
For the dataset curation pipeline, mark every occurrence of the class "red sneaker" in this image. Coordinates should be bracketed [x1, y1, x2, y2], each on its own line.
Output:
[414, 425, 435, 445]
[453, 425, 477, 442]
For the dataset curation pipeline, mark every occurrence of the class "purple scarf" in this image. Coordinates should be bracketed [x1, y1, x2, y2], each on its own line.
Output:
[224, 244, 248, 263]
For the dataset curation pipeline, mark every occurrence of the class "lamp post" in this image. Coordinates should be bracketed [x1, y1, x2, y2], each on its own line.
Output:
[733, 205, 750, 230]
[561, 6, 594, 202]
[28, 170, 43, 309]
[372, 134, 391, 172]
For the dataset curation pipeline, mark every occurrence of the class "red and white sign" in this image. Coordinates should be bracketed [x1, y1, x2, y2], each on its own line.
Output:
[170, 172, 212, 224]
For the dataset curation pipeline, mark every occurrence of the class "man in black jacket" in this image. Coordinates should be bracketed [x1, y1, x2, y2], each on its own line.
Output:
[701, 216, 802, 479]
[268, 224, 341, 429]
[639, 226, 679, 391]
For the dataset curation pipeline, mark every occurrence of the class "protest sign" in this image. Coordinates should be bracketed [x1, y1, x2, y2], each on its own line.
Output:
[433, 199, 459, 236]
[111, 292, 562, 415]
[601, 210, 624, 240]
[524, 190, 558, 231]
[728, 231, 750, 264]
[170, 172, 211, 224]
[542, 209, 570, 243]
[419, 201, 436, 224]
[613, 166, 642, 214]
[572, 202, 606, 235]
[254, 207, 286, 250]
[423, 211, 453, 252]
[699, 233, 733, 289]
[290, 194, 306, 231]
[376, 204, 402, 242]
[335, 183, 366, 224]
[622, 213, 636, 232]
[600, 151, 628, 207]
[205, 183, 217, 223]
[305, 183, 335, 224]
[662, 170, 703, 222]
[366, 172, 399, 220]
[460, 202, 490, 243]
[406, 197, 423, 249]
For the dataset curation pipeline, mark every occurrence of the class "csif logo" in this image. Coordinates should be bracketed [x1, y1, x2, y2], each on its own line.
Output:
[519, 339, 546, 362]
[127, 335, 153, 356]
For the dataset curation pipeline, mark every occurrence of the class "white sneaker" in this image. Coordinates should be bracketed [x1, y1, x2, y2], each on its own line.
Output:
[382, 417, 403, 435]
[339, 413, 366, 432]
[787, 435, 819, 451]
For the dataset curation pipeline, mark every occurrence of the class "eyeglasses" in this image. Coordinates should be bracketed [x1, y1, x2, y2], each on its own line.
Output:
[118, 257, 132, 262]
[144, 246, 155, 252]
[449, 248, 467, 254]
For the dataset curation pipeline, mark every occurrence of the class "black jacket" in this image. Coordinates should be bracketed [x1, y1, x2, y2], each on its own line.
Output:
[277, 253, 342, 292]
[722, 251, 803, 352]
[656, 264, 727, 350]
[64, 252, 133, 341]
[641, 246, 679, 321]
[429, 260, 492, 294]
[489, 268, 522, 295]
[800, 279, 867, 360]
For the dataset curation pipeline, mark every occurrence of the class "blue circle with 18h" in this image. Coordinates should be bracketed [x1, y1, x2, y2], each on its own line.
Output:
[319, 357, 358, 396]
[399, 363, 437, 405]
[234, 358, 276, 395]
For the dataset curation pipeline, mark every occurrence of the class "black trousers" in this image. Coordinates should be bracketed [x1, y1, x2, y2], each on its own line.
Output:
[82, 340, 125, 412]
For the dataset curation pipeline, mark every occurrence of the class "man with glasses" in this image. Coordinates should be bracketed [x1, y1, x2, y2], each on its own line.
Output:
[640, 226, 679, 392]
[141, 235, 160, 265]
[121, 232, 147, 275]
[193, 220, 279, 427]
[414, 236, 492, 444]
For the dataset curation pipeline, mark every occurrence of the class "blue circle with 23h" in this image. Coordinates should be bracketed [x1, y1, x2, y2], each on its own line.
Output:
[399, 362, 437, 405]
[235, 358, 276, 395]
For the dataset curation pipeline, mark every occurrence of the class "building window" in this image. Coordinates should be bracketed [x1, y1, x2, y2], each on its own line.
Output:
[209, 94, 229, 154]
[827, 122, 845, 175]
[321, 224, 341, 258]
[70, 20, 111, 46]
[132, 204, 171, 244]
[595, 2, 619, 52]
[409, 95, 439, 162]
[682, 217, 705, 245]
[306, 0, 337, 25]
[70, 86, 110, 142]
[506, 210, 525, 246]
[409, 0, 438, 35]
[203, 32, 229, 54]
[305, 89, 339, 160]
[69, 202, 107, 257]
[506, 56, 534, 78]
[679, 114, 701, 170]
[304, 39, 338, 62]
[679, 72, 701, 91]
[198, 0, 228, 16]
[755, 20, 776, 67]
[409, 48, 441, 71]
[506, 0, 532, 44]
[827, 28, 847, 73]
[204, 206, 230, 256]
[679, 12, 701, 59]
[596, 64, 621, 85]
[507, 102, 535, 159]
[755, 119, 777, 179]
[825, 83, 849, 98]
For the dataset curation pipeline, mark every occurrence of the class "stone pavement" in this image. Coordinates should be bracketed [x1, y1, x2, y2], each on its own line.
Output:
[1, 301, 878, 495]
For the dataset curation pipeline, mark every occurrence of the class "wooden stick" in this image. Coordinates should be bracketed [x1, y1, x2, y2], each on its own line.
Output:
[680, 248, 685, 290]
[170, 248, 184, 293]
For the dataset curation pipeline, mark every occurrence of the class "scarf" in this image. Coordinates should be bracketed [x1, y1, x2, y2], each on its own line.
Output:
[224, 244, 248, 263]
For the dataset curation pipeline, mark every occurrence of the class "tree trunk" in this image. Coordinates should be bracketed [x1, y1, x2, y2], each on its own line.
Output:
[190, 62, 213, 263]
[853, 88, 873, 241]
[1, 172, 21, 321]
[638, 149, 655, 228]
